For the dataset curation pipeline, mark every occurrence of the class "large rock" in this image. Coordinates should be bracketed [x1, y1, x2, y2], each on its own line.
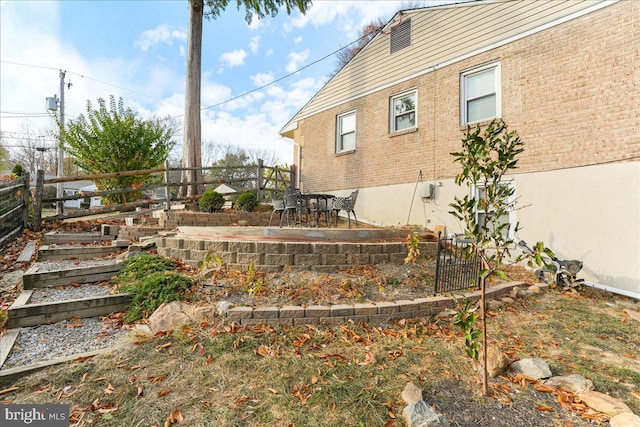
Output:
[149, 301, 193, 334]
[510, 286, 526, 299]
[624, 309, 640, 323]
[483, 345, 510, 378]
[544, 374, 594, 394]
[510, 358, 552, 380]
[401, 383, 450, 427]
[527, 284, 543, 294]
[610, 412, 640, 427]
[578, 391, 632, 416]
[403, 400, 451, 427]
[216, 301, 234, 317]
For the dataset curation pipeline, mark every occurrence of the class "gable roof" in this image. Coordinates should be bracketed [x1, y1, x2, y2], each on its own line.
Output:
[280, 0, 616, 137]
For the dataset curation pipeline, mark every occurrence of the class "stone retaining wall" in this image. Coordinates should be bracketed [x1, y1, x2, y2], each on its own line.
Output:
[154, 210, 273, 229]
[223, 282, 529, 326]
[118, 226, 163, 242]
[156, 237, 437, 272]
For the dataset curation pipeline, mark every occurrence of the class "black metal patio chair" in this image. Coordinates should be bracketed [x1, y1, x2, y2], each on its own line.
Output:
[268, 194, 285, 227]
[331, 189, 359, 228]
[280, 188, 308, 227]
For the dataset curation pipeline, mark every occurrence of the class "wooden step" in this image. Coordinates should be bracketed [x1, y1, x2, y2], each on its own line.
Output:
[23, 262, 123, 289]
[37, 245, 122, 261]
[44, 232, 115, 245]
[7, 293, 132, 328]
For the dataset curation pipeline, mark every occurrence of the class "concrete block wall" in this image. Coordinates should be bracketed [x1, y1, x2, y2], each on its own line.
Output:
[224, 281, 531, 326]
[117, 226, 163, 242]
[156, 237, 436, 272]
[155, 210, 273, 229]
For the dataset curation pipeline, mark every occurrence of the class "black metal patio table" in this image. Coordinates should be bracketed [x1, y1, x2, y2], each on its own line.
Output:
[302, 193, 335, 227]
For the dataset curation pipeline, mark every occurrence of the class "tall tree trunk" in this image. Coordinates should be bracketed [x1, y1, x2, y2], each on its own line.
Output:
[181, 0, 204, 198]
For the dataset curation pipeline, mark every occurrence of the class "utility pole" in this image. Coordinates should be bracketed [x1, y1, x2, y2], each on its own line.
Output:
[46, 70, 67, 215]
[57, 70, 66, 215]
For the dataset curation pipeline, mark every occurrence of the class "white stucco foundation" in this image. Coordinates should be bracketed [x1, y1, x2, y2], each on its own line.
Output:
[332, 161, 639, 298]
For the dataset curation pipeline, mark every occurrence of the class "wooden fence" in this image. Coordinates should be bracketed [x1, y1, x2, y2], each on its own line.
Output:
[0, 175, 30, 250]
[32, 161, 294, 231]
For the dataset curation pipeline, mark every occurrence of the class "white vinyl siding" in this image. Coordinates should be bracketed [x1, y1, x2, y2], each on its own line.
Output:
[390, 89, 417, 132]
[461, 62, 501, 125]
[336, 111, 356, 153]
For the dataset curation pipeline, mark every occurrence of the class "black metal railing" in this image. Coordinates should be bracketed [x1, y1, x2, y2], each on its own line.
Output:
[434, 232, 481, 295]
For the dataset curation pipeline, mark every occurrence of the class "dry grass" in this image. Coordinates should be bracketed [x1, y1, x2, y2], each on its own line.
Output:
[2, 286, 638, 426]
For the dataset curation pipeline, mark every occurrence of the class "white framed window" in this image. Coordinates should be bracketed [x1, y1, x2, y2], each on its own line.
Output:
[472, 180, 515, 239]
[461, 62, 501, 125]
[390, 89, 417, 133]
[336, 110, 356, 153]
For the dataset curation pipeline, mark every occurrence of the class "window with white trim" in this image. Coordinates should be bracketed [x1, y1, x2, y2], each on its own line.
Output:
[390, 89, 417, 133]
[336, 110, 356, 153]
[461, 62, 501, 125]
[472, 180, 515, 239]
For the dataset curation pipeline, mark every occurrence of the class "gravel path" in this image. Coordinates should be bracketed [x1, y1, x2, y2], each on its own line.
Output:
[28, 283, 117, 304]
[2, 317, 127, 369]
[29, 259, 119, 273]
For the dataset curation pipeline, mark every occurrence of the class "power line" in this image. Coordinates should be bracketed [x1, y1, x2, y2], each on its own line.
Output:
[0, 60, 182, 109]
[172, 28, 381, 119]
[2, 21, 378, 122]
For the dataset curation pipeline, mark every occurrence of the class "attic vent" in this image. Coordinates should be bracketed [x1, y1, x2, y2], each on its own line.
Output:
[390, 18, 411, 54]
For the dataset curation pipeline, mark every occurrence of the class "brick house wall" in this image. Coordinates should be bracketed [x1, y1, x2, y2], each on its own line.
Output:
[294, 0, 638, 193]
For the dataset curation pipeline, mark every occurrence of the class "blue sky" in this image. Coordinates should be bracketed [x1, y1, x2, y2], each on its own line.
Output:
[1, 0, 450, 165]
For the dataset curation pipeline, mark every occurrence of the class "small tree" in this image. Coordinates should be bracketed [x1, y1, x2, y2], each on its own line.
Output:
[60, 96, 176, 204]
[449, 119, 549, 396]
[11, 163, 25, 177]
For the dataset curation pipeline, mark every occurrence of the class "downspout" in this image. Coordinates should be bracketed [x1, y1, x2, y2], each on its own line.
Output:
[281, 136, 301, 188]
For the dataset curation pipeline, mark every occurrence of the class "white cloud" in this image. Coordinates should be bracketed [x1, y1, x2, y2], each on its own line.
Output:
[219, 49, 248, 68]
[286, 50, 309, 73]
[265, 48, 274, 57]
[284, 1, 412, 38]
[249, 36, 260, 54]
[250, 72, 274, 87]
[294, 35, 303, 44]
[134, 24, 187, 51]
[247, 17, 262, 31]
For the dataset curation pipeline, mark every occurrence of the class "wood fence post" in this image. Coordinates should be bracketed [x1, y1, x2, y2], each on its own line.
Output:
[34, 170, 44, 232]
[256, 159, 263, 202]
[21, 173, 30, 228]
[164, 159, 171, 211]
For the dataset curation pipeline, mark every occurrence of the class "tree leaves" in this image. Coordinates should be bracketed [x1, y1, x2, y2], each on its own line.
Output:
[59, 95, 177, 204]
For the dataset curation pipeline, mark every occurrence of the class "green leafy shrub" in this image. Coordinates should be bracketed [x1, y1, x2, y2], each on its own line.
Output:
[118, 272, 193, 323]
[114, 254, 176, 285]
[11, 164, 25, 177]
[112, 254, 193, 323]
[452, 298, 481, 361]
[236, 192, 258, 212]
[199, 189, 225, 212]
